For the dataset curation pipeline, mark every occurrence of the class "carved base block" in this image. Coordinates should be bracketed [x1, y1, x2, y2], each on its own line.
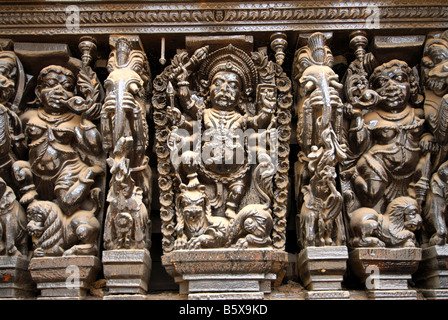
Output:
[413, 245, 448, 296]
[305, 290, 351, 300]
[0, 256, 36, 298]
[29, 256, 101, 299]
[102, 249, 151, 296]
[417, 289, 448, 300]
[297, 246, 350, 300]
[162, 249, 288, 300]
[349, 247, 421, 300]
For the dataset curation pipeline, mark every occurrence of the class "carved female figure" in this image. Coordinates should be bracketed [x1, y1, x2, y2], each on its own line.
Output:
[346, 60, 434, 214]
[13, 65, 103, 256]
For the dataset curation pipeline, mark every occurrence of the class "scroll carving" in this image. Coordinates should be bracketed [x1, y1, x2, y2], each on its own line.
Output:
[152, 37, 292, 253]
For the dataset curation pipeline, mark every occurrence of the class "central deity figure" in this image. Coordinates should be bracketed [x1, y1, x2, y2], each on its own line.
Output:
[154, 41, 291, 251]
[170, 45, 275, 219]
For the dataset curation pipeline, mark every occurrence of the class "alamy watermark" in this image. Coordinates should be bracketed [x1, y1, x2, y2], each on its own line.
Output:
[365, 265, 381, 290]
[65, 265, 81, 290]
[66, 5, 80, 31]
[169, 122, 279, 172]
[365, 5, 381, 29]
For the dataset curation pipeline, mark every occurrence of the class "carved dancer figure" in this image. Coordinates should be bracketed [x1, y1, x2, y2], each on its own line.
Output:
[12, 64, 104, 257]
[294, 33, 347, 248]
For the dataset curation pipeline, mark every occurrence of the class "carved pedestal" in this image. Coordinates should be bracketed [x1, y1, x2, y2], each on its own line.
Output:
[102, 249, 151, 299]
[413, 245, 448, 299]
[349, 248, 421, 300]
[29, 256, 101, 300]
[297, 246, 350, 300]
[162, 249, 288, 300]
[0, 256, 36, 298]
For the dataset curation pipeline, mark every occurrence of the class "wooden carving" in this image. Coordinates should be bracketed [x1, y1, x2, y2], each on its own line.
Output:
[342, 36, 431, 248]
[11, 50, 105, 257]
[420, 30, 448, 246]
[102, 36, 152, 251]
[0, 47, 28, 256]
[294, 32, 347, 249]
[152, 37, 292, 253]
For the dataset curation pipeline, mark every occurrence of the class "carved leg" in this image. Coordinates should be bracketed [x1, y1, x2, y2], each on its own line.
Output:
[225, 177, 247, 219]
[55, 165, 104, 214]
[12, 160, 38, 205]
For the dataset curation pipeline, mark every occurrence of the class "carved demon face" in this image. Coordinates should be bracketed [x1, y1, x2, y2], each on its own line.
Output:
[36, 66, 75, 115]
[0, 53, 17, 105]
[177, 185, 210, 237]
[424, 42, 448, 96]
[370, 60, 414, 113]
[210, 71, 242, 111]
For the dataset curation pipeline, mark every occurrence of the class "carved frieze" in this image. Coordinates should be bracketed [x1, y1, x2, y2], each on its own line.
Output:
[0, 1, 447, 35]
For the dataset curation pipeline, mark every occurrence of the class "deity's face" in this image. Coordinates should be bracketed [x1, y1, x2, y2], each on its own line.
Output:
[370, 63, 411, 113]
[0, 57, 17, 105]
[37, 68, 75, 115]
[209, 71, 242, 111]
[426, 43, 448, 95]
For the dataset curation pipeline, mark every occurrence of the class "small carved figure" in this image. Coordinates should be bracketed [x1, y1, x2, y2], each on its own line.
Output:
[103, 136, 151, 250]
[0, 177, 27, 256]
[174, 181, 229, 250]
[349, 196, 422, 248]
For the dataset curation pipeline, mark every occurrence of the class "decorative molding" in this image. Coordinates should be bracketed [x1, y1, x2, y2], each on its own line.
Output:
[0, 1, 446, 35]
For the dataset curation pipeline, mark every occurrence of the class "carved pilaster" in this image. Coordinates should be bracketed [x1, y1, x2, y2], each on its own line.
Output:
[101, 35, 153, 298]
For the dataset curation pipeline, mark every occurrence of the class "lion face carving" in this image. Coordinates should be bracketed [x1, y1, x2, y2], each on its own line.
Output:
[26, 200, 99, 257]
[349, 196, 422, 248]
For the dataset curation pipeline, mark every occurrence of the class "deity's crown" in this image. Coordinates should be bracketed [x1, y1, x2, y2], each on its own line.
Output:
[199, 44, 258, 97]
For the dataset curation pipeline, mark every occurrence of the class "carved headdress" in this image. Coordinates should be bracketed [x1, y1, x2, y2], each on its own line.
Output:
[198, 44, 258, 98]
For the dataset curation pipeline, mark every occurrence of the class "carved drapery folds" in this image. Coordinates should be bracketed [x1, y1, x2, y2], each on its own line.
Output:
[153, 36, 291, 255]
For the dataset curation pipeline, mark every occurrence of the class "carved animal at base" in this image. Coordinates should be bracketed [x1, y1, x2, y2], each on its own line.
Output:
[174, 183, 229, 250]
[26, 189, 101, 257]
[0, 177, 27, 256]
[349, 196, 422, 248]
[227, 204, 273, 249]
